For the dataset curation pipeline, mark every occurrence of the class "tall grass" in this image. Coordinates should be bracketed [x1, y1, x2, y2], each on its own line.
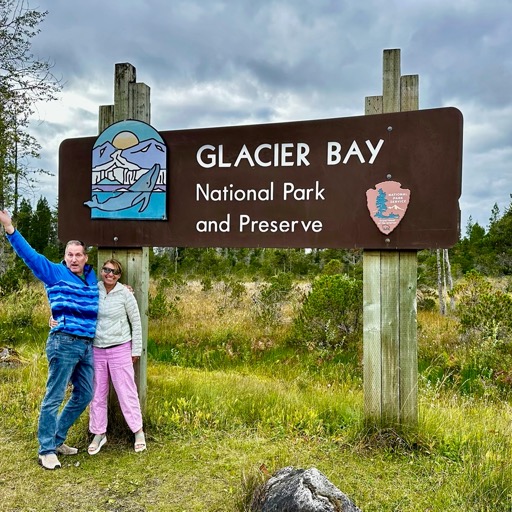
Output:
[146, 365, 363, 438]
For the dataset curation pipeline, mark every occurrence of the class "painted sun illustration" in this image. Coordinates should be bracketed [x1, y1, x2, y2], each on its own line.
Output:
[112, 131, 139, 149]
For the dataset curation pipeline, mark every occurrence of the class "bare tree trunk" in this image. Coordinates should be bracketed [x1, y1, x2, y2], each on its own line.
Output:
[437, 249, 446, 315]
[443, 248, 455, 311]
[13, 114, 19, 216]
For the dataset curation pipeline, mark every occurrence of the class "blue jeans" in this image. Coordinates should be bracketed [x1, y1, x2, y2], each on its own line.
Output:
[38, 332, 94, 455]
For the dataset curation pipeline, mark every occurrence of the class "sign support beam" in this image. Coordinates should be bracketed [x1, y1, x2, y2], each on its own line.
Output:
[98, 63, 150, 429]
[363, 49, 418, 428]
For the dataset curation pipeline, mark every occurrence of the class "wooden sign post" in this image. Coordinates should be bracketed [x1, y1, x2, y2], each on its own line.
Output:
[98, 63, 150, 420]
[363, 49, 419, 427]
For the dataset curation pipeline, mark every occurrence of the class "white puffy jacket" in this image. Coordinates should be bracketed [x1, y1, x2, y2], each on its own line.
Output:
[94, 281, 142, 356]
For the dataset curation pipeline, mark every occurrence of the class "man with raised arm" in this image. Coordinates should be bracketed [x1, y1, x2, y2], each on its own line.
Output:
[0, 209, 99, 470]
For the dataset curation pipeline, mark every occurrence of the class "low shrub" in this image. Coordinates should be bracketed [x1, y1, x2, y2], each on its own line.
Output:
[251, 272, 295, 327]
[291, 274, 362, 350]
[148, 278, 181, 320]
[450, 270, 512, 340]
[216, 277, 247, 314]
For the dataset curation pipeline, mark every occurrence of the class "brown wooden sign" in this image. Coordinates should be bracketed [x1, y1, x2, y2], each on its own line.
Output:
[59, 107, 462, 249]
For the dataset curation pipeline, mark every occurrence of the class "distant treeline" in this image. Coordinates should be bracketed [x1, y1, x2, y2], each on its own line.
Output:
[1, 194, 512, 294]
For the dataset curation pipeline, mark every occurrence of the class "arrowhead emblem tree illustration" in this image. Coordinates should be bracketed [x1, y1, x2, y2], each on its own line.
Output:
[366, 181, 411, 234]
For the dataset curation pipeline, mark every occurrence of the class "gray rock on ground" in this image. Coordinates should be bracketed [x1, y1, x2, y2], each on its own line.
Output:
[251, 466, 362, 512]
[0, 347, 25, 368]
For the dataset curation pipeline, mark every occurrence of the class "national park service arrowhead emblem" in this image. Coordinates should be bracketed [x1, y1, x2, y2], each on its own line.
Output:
[366, 181, 410, 234]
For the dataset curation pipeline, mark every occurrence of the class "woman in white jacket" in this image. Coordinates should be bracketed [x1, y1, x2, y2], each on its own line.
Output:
[87, 258, 146, 454]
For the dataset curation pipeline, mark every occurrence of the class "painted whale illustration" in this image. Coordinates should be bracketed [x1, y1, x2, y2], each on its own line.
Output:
[84, 163, 161, 213]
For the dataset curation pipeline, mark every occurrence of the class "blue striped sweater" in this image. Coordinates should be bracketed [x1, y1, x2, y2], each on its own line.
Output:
[6, 230, 99, 338]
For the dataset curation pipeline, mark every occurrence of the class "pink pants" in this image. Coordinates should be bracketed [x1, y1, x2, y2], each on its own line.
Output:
[89, 342, 143, 434]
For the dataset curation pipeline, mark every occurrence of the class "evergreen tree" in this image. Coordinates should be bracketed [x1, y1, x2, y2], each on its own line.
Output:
[29, 196, 51, 253]
[16, 196, 31, 236]
[450, 216, 486, 275]
[488, 203, 500, 229]
[450, 196, 512, 276]
[485, 196, 512, 275]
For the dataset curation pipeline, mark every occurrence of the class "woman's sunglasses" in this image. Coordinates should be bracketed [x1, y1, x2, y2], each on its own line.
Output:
[101, 267, 121, 275]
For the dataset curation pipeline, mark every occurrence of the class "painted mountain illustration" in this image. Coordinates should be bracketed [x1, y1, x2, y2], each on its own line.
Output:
[92, 139, 166, 171]
[86, 122, 168, 220]
[90, 138, 166, 191]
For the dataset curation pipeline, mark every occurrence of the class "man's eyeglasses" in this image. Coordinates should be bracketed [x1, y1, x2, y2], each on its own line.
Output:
[101, 267, 121, 275]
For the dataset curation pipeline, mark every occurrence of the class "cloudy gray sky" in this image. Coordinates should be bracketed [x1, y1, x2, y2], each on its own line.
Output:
[25, 0, 512, 233]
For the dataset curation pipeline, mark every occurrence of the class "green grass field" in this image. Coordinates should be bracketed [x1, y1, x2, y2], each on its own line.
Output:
[1, 281, 511, 511]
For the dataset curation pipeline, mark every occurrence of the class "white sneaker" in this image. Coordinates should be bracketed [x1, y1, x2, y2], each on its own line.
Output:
[38, 453, 62, 470]
[57, 443, 78, 455]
